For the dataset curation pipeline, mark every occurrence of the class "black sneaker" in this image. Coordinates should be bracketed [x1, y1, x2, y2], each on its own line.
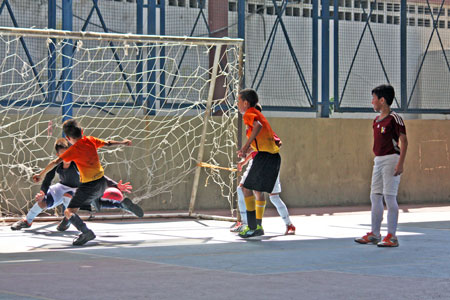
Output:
[72, 230, 96, 246]
[56, 218, 71, 232]
[11, 219, 32, 231]
[121, 198, 144, 218]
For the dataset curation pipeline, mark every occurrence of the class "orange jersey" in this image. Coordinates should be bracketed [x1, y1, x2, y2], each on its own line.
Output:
[59, 136, 106, 183]
[243, 107, 279, 154]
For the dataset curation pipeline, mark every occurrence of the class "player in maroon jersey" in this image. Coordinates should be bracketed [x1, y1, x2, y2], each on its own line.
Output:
[355, 84, 408, 247]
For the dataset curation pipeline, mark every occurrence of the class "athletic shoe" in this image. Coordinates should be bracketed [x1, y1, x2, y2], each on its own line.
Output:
[11, 219, 32, 231]
[56, 217, 71, 232]
[377, 233, 399, 247]
[121, 198, 144, 218]
[285, 224, 296, 235]
[238, 225, 264, 238]
[230, 222, 245, 233]
[236, 224, 246, 232]
[229, 221, 239, 229]
[73, 230, 96, 246]
[230, 222, 242, 232]
[354, 232, 381, 244]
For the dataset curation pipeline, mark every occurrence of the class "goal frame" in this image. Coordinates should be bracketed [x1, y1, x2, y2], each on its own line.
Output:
[0, 26, 244, 223]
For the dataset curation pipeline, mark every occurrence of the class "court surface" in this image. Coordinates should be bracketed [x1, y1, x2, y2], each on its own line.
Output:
[1, 205, 450, 300]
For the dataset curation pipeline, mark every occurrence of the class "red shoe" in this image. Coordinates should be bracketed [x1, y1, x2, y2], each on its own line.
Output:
[285, 224, 296, 235]
[354, 232, 381, 244]
[377, 233, 399, 247]
[230, 221, 244, 232]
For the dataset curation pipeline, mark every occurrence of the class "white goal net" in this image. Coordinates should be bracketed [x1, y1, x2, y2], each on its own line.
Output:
[0, 27, 243, 220]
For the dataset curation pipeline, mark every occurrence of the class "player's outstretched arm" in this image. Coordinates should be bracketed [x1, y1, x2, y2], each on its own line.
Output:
[104, 139, 132, 147]
[33, 157, 63, 183]
[104, 175, 133, 193]
[117, 180, 132, 193]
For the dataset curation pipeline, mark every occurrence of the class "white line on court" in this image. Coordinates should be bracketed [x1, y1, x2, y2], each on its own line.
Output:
[0, 259, 42, 263]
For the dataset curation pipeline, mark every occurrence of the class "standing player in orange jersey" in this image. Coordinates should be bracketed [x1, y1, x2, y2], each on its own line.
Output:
[236, 89, 281, 238]
[231, 104, 295, 235]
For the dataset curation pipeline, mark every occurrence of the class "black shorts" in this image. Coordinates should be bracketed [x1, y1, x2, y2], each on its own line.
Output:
[243, 152, 281, 193]
[68, 176, 108, 209]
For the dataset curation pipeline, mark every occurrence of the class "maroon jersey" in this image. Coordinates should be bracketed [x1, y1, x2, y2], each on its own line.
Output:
[373, 111, 406, 156]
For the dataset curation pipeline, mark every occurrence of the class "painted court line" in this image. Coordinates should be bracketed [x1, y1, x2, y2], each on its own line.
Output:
[0, 259, 42, 264]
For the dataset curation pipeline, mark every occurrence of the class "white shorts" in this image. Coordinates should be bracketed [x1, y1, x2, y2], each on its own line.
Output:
[370, 154, 401, 196]
[45, 183, 77, 209]
[240, 159, 281, 194]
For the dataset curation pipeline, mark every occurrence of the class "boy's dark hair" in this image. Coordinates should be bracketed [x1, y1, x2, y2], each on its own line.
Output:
[239, 88, 259, 107]
[372, 84, 395, 106]
[255, 103, 262, 112]
[54, 138, 69, 153]
[63, 119, 82, 139]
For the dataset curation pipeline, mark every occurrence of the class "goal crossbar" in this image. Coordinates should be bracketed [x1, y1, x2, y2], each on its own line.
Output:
[0, 26, 244, 46]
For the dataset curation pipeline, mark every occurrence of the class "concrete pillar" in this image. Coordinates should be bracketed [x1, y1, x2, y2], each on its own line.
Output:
[208, 0, 228, 108]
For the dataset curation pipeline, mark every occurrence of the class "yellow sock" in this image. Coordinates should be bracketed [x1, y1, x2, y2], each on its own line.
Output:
[244, 195, 255, 211]
[256, 200, 266, 220]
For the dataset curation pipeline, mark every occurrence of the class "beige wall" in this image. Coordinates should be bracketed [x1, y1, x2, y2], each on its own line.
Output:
[0, 113, 237, 215]
[269, 118, 450, 208]
[1, 116, 449, 215]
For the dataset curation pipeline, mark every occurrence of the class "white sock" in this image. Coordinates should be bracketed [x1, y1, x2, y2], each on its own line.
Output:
[237, 186, 247, 225]
[384, 194, 399, 236]
[26, 203, 43, 223]
[370, 193, 384, 236]
[269, 194, 291, 225]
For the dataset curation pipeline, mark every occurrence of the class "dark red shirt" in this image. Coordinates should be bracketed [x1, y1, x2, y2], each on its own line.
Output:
[373, 112, 406, 156]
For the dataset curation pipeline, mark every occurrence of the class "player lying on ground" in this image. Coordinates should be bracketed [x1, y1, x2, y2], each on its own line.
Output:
[12, 138, 142, 231]
[55, 184, 143, 232]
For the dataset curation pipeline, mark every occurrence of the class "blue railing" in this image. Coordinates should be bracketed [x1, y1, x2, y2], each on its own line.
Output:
[0, 0, 448, 115]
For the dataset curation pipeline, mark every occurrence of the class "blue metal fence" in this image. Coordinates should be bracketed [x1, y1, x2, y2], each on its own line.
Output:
[333, 0, 449, 114]
[0, 0, 448, 115]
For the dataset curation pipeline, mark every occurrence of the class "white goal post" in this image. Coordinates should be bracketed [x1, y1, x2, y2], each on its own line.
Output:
[0, 26, 244, 222]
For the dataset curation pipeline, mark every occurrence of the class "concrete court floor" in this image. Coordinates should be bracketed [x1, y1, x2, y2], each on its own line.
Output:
[1, 205, 450, 300]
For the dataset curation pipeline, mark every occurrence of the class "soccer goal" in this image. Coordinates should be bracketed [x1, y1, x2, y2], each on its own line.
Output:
[0, 27, 243, 222]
